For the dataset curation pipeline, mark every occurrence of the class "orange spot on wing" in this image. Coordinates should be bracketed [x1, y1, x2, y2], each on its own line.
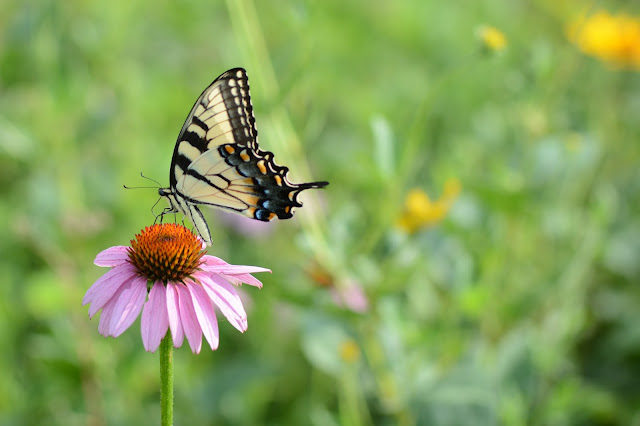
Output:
[275, 175, 283, 186]
[245, 196, 259, 206]
[257, 160, 267, 174]
[240, 150, 250, 162]
[225, 145, 235, 154]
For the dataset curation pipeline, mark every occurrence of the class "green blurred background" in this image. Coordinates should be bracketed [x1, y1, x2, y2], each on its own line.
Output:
[1, 0, 639, 425]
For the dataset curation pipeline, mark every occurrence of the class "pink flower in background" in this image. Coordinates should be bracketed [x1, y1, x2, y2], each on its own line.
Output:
[330, 278, 369, 313]
[308, 263, 369, 313]
[82, 224, 270, 353]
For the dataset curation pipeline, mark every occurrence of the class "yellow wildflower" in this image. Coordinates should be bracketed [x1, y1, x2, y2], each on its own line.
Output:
[478, 25, 507, 53]
[339, 339, 360, 364]
[568, 11, 640, 69]
[396, 178, 461, 233]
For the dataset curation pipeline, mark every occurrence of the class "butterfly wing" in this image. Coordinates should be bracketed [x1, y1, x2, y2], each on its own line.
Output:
[166, 68, 328, 242]
[177, 144, 328, 221]
[169, 68, 256, 190]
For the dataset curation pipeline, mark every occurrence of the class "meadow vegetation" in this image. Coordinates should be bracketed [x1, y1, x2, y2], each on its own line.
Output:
[0, 1, 638, 424]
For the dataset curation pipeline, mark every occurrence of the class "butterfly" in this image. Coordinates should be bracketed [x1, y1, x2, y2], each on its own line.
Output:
[158, 68, 328, 245]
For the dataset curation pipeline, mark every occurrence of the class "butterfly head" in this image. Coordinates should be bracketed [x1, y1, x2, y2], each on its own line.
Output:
[158, 187, 180, 215]
[158, 187, 172, 198]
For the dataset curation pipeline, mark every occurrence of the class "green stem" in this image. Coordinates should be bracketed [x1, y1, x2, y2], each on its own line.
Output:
[226, 0, 332, 267]
[160, 332, 174, 426]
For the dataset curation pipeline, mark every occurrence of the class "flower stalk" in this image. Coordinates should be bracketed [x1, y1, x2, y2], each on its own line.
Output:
[160, 332, 174, 426]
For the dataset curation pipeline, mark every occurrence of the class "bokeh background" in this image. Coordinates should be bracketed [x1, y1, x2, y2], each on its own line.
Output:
[1, 0, 639, 425]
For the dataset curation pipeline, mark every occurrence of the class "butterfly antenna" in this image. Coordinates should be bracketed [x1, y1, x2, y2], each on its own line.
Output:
[150, 197, 163, 222]
[140, 172, 162, 187]
[124, 173, 164, 190]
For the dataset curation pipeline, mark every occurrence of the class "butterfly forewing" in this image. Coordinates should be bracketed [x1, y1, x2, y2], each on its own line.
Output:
[170, 68, 256, 189]
[162, 67, 328, 245]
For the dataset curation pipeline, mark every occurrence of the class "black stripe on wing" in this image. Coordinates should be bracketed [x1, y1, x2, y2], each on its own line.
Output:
[220, 69, 257, 149]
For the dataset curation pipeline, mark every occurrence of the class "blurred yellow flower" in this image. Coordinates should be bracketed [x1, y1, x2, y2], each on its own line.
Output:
[339, 339, 360, 363]
[568, 11, 640, 69]
[396, 178, 461, 233]
[478, 25, 507, 52]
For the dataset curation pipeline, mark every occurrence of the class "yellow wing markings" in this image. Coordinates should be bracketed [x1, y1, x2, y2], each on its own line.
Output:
[257, 160, 267, 174]
[176, 148, 267, 214]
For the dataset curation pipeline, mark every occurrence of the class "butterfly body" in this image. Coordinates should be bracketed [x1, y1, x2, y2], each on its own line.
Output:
[159, 68, 328, 245]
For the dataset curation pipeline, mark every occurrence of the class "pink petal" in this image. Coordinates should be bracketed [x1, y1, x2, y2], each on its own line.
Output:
[83, 263, 131, 305]
[222, 275, 242, 286]
[225, 272, 264, 288]
[196, 273, 247, 332]
[186, 281, 219, 351]
[84, 264, 137, 318]
[200, 259, 270, 276]
[108, 275, 148, 337]
[196, 236, 206, 250]
[94, 246, 131, 267]
[97, 280, 136, 337]
[201, 256, 227, 266]
[176, 283, 202, 354]
[166, 283, 184, 348]
[98, 298, 116, 337]
[141, 282, 169, 352]
[199, 256, 269, 288]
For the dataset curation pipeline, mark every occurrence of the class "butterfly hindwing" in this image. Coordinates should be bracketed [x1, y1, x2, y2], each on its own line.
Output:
[160, 68, 328, 245]
[177, 143, 327, 221]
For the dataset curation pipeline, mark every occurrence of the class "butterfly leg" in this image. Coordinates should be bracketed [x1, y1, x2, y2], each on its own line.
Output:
[157, 207, 173, 224]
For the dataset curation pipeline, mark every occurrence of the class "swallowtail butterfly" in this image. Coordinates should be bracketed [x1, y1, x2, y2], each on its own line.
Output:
[159, 68, 328, 245]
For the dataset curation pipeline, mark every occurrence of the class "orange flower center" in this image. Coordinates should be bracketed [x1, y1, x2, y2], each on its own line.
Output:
[127, 224, 205, 283]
